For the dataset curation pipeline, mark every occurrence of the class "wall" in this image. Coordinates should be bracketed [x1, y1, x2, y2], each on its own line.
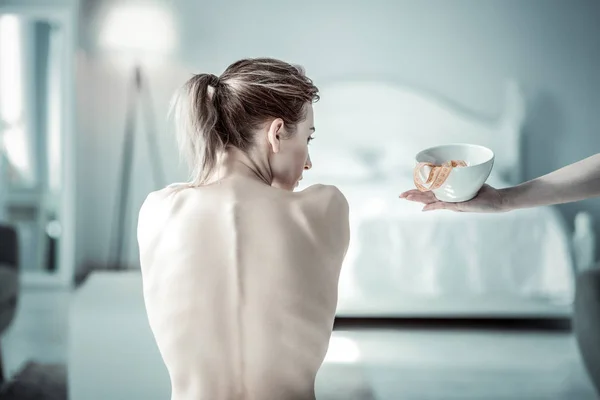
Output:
[75, 0, 600, 272]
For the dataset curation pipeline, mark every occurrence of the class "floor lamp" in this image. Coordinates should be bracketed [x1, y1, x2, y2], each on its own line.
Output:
[108, 64, 166, 270]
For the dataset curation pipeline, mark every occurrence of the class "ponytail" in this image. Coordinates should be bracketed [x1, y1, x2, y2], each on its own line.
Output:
[170, 73, 222, 185]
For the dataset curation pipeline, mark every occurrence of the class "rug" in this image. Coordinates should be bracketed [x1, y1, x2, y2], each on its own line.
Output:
[0, 362, 66, 400]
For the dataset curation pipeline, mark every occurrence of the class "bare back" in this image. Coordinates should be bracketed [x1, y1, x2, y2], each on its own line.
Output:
[137, 176, 350, 400]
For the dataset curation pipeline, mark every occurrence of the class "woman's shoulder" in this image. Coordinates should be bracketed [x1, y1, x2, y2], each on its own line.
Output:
[296, 184, 348, 210]
[294, 184, 350, 254]
[139, 183, 191, 216]
[293, 184, 349, 227]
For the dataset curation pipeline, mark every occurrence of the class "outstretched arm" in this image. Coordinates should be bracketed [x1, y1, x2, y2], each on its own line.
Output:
[502, 153, 600, 210]
[400, 153, 600, 212]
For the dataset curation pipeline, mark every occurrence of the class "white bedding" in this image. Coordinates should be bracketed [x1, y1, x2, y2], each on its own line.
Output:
[298, 175, 576, 316]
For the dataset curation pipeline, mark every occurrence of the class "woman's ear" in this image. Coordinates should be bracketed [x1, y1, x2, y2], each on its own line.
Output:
[267, 118, 285, 153]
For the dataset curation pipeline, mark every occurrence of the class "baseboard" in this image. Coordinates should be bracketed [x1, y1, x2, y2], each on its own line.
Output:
[333, 316, 572, 332]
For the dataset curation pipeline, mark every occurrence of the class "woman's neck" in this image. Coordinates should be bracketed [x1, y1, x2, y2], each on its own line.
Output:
[204, 147, 273, 186]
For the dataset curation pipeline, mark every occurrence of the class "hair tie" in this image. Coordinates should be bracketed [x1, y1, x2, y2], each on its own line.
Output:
[208, 74, 220, 87]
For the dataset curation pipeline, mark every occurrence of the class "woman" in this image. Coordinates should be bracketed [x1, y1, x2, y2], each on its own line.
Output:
[138, 58, 350, 400]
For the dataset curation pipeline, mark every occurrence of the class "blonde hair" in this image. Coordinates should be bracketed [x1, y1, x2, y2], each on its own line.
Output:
[171, 58, 319, 185]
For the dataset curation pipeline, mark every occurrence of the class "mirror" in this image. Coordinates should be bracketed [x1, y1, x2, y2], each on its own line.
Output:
[0, 14, 68, 283]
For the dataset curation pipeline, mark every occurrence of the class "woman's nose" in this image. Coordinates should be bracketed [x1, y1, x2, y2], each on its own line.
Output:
[304, 154, 312, 170]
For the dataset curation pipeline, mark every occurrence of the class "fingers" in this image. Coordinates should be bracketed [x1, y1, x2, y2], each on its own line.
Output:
[399, 189, 420, 198]
[399, 190, 437, 204]
[407, 194, 438, 205]
[422, 202, 458, 212]
[400, 189, 460, 211]
[422, 202, 443, 211]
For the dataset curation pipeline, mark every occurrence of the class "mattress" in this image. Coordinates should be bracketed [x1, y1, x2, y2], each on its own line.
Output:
[299, 175, 576, 316]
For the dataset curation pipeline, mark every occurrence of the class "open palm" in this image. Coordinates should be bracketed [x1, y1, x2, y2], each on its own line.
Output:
[399, 184, 506, 213]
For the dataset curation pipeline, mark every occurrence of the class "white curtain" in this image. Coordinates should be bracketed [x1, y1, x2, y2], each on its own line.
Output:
[0, 15, 36, 188]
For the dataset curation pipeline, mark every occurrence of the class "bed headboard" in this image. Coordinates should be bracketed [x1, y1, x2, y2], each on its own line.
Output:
[311, 80, 526, 184]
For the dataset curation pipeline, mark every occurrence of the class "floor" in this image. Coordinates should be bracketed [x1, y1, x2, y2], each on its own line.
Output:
[2, 288, 598, 399]
[2, 288, 70, 378]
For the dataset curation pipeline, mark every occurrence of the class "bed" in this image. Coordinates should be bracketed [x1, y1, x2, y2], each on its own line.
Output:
[298, 79, 594, 318]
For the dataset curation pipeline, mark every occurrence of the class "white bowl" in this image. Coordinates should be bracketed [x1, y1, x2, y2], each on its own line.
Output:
[415, 143, 494, 203]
